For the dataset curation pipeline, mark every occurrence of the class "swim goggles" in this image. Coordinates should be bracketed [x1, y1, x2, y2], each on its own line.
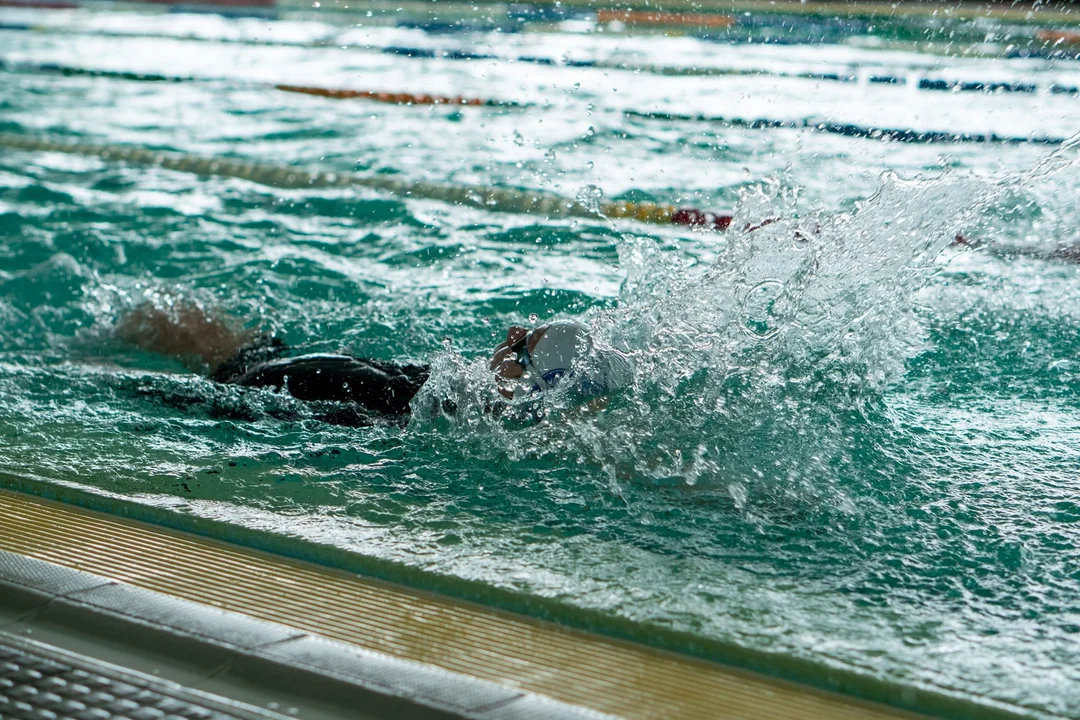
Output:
[510, 330, 561, 392]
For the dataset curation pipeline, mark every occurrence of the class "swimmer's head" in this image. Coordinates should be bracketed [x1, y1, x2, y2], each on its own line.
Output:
[521, 319, 587, 390]
[509, 319, 622, 399]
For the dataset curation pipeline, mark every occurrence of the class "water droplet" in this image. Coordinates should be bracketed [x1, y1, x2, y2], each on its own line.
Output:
[575, 184, 604, 213]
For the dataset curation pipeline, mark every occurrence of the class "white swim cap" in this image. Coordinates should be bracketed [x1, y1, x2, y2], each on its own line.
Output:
[511, 319, 626, 400]
[527, 319, 589, 389]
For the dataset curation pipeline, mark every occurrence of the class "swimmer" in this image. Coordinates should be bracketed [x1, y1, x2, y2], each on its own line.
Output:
[489, 321, 621, 404]
[116, 301, 621, 426]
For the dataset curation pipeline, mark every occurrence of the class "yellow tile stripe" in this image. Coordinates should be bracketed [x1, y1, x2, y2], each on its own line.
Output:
[0, 489, 924, 720]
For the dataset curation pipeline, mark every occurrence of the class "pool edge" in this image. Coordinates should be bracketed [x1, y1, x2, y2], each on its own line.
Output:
[0, 477, 1049, 720]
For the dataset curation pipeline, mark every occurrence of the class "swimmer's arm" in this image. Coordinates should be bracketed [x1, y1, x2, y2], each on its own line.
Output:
[116, 301, 255, 372]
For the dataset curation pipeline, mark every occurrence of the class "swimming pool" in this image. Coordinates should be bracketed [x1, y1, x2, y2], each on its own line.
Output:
[1, 5, 1080, 718]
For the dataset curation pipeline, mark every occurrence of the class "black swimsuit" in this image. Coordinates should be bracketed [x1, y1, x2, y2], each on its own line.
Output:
[212, 337, 430, 420]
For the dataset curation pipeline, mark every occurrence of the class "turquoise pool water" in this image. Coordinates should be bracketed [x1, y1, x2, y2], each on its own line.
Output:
[2, 8, 1080, 718]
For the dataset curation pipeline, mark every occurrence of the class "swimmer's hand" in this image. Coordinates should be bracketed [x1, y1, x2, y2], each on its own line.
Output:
[490, 325, 527, 370]
[490, 325, 528, 399]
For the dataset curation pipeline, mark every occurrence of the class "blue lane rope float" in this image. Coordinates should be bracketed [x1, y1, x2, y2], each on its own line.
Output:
[0, 132, 734, 230]
[624, 110, 1069, 146]
[0, 58, 184, 83]
[0, 58, 522, 107]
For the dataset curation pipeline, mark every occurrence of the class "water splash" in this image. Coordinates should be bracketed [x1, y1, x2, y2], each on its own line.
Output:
[412, 169, 1000, 501]
[1022, 131, 1080, 185]
[597, 171, 999, 497]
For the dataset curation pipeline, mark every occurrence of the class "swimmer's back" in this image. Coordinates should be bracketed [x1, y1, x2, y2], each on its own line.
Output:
[213, 337, 429, 417]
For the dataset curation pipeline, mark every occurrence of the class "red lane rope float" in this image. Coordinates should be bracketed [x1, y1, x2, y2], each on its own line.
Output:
[671, 208, 734, 231]
[596, 10, 736, 28]
[0, 59, 518, 108]
[604, 202, 736, 230]
[276, 84, 500, 106]
[1037, 30, 1080, 46]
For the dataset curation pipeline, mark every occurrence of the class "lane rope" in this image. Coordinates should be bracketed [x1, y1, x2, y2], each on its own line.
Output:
[3, 59, 1065, 149]
[625, 110, 1069, 145]
[0, 132, 733, 230]
[275, 84, 498, 106]
[11, 133, 1075, 259]
[379, 45, 1080, 95]
[1, 23, 1076, 96]
[5, 55, 1062, 156]
[1036, 30, 1080, 47]
[0, 58, 521, 107]
[594, 10, 736, 28]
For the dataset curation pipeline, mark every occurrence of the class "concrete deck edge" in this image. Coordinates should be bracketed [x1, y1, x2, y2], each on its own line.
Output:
[0, 549, 614, 720]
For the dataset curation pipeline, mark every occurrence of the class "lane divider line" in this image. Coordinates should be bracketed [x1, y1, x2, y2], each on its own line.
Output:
[275, 83, 504, 106]
[1, 22, 1077, 96]
[0, 58, 521, 107]
[379, 45, 1080, 95]
[594, 10, 736, 28]
[0, 132, 733, 230]
[625, 109, 1069, 145]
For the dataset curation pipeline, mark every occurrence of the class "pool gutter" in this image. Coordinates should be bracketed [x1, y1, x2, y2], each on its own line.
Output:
[0, 485, 961, 720]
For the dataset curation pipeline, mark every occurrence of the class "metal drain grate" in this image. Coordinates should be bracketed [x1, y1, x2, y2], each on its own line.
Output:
[0, 641, 239, 720]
